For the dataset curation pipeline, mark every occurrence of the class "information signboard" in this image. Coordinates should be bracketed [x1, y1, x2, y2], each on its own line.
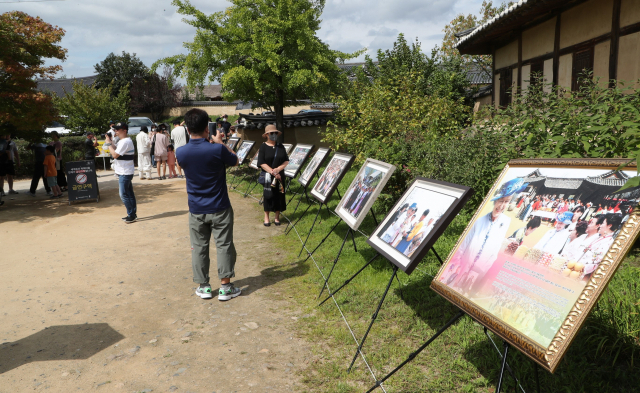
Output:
[66, 160, 100, 204]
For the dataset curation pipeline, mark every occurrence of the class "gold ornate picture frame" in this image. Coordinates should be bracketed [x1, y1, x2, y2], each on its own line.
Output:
[430, 159, 640, 373]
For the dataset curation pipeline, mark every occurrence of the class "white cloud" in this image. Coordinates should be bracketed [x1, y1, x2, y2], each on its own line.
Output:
[2, 0, 486, 77]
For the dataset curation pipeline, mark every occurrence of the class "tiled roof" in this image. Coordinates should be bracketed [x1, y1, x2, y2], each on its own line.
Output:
[238, 112, 333, 129]
[455, 0, 586, 55]
[36, 75, 98, 97]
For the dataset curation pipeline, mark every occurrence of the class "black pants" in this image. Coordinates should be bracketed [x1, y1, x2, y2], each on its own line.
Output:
[57, 162, 68, 187]
[30, 164, 51, 194]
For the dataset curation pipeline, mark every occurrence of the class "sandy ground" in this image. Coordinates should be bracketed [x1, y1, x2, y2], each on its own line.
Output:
[0, 171, 310, 392]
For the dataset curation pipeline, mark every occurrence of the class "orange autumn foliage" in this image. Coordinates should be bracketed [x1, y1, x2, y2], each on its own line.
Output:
[0, 11, 66, 138]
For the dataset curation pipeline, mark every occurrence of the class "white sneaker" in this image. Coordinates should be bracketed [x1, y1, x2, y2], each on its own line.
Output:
[8, 190, 18, 194]
[218, 283, 241, 301]
[46, 191, 53, 196]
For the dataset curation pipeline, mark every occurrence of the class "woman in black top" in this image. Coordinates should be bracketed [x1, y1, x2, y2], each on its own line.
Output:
[257, 125, 289, 226]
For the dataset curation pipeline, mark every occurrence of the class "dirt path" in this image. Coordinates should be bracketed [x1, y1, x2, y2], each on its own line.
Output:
[0, 172, 310, 392]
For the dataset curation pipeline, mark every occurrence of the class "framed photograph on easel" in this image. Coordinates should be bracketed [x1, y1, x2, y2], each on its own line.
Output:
[249, 150, 260, 170]
[299, 147, 332, 187]
[367, 178, 472, 274]
[431, 159, 640, 372]
[226, 137, 240, 151]
[336, 158, 396, 231]
[235, 141, 255, 165]
[284, 144, 314, 178]
[310, 153, 354, 204]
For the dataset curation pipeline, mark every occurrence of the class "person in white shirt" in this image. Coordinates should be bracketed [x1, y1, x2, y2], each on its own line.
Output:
[579, 214, 622, 276]
[170, 119, 188, 178]
[446, 177, 528, 296]
[533, 212, 573, 256]
[561, 220, 588, 262]
[136, 126, 153, 180]
[108, 122, 137, 223]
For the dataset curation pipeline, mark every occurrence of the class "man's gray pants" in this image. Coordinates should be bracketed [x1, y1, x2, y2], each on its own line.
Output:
[188, 207, 236, 284]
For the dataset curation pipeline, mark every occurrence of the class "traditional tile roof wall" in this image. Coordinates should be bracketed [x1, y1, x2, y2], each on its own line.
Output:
[238, 112, 333, 129]
[36, 75, 98, 97]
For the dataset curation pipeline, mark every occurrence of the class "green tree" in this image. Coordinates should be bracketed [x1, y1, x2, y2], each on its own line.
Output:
[130, 66, 182, 122]
[440, 1, 510, 81]
[0, 11, 66, 140]
[53, 80, 130, 134]
[94, 51, 149, 98]
[154, 0, 361, 133]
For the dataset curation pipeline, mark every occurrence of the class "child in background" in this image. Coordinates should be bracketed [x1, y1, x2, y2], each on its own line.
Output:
[44, 146, 62, 198]
[167, 144, 177, 179]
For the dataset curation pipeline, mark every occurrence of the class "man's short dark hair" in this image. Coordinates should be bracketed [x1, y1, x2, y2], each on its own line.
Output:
[604, 213, 623, 232]
[526, 216, 542, 230]
[172, 119, 181, 125]
[185, 109, 209, 135]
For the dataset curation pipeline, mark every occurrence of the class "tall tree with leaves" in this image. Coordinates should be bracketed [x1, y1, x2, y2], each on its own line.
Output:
[130, 67, 182, 122]
[154, 0, 361, 134]
[0, 11, 66, 140]
[94, 51, 149, 98]
[53, 81, 130, 134]
[440, 1, 510, 80]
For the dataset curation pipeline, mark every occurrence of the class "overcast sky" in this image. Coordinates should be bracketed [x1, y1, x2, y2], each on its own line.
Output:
[2, 0, 485, 82]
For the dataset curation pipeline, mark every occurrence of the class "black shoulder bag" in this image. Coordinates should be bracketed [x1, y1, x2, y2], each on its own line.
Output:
[258, 145, 278, 185]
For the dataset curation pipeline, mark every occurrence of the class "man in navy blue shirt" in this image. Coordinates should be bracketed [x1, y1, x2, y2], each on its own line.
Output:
[177, 108, 241, 301]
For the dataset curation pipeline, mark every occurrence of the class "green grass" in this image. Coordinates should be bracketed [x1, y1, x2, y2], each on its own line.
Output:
[227, 159, 640, 393]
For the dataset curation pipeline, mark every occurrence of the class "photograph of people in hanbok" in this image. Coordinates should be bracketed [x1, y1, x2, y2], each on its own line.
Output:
[336, 159, 395, 230]
[311, 154, 352, 201]
[236, 141, 254, 164]
[299, 148, 330, 186]
[436, 166, 639, 347]
[376, 188, 456, 260]
[284, 145, 312, 177]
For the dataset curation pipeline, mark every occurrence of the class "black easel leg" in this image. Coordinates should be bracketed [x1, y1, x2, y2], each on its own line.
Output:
[484, 328, 526, 393]
[349, 227, 357, 252]
[298, 203, 324, 257]
[535, 362, 540, 393]
[365, 310, 465, 393]
[303, 218, 342, 262]
[336, 188, 342, 199]
[348, 264, 399, 372]
[318, 228, 351, 299]
[496, 341, 510, 393]
[431, 247, 444, 265]
[371, 210, 379, 226]
[285, 204, 312, 235]
[318, 253, 380, 306]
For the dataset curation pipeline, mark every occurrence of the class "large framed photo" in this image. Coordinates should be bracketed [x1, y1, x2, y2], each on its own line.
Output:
[249, 150, 260, 170]
[310, 153, 355, 203]
[299, 147, 332, 187]
[336, 158, 396, 230]
[236, 141, 255, 165]
[226, 137, 240, 151]
[367, 178, 472, 274]
[284, 144, 314, 178]
[431, 159, 640, 372]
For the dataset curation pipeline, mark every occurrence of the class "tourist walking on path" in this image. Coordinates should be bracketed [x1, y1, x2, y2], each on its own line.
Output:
[136, 126, 153, 180]
[167, 145, 177, 178]
[153, 125, 169, 180]
[28, 141, 52, 197]
[257, 124, 289, 226]
[84, 132, 98, 161]
[43, 146, 62, 198]
[49, 131, 68, 191]
[170, 119, 188, 178]
[176, 108, 241, 301]
[0, 134, 20, 196]
[109, 122, 137, 224]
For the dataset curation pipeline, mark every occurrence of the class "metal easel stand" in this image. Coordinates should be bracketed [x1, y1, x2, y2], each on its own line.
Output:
[243, 172, 261, 198]
[316, 224, 357, 299]
[297, 202, 329, 257]
[484, 327, 537, 393]
[347, 262, 399, 372]
[285, 172, 322, 234]
[227, 166, 243, 189]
